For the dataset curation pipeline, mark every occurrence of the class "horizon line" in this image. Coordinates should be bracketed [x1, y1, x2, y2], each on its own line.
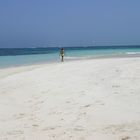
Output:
[0, 44, 140, 49]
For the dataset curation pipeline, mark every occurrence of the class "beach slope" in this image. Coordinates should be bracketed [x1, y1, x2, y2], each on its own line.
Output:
[0, 58, 140, 140]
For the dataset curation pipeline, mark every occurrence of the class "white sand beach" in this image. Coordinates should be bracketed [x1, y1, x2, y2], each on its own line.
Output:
[0, 57, 140, 140]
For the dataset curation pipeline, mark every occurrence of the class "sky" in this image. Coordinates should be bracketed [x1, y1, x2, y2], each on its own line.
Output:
[0, 0, 140, 48]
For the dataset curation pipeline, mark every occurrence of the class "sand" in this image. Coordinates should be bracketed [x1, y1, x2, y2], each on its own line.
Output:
[0, 57, 140, 140]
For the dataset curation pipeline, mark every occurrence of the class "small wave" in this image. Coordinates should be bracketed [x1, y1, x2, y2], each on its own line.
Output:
[65, 56, 92, 60]
[126, 52, 140, 55]
[65, 56, 79, 59]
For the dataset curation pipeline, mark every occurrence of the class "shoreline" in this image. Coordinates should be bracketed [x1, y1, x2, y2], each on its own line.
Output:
[1, 53, 140, 69]
[0, 54, 140, 79]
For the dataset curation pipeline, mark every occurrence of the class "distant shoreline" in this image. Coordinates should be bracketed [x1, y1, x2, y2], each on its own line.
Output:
[0, 45, 140, 56]
[0, 44, 140, 49]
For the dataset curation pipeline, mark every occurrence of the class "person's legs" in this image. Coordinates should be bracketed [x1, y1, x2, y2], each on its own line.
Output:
[61, 56, 64, 62]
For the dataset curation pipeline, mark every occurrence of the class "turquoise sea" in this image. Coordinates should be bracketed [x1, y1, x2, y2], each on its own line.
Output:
[0, 46, 140, 68]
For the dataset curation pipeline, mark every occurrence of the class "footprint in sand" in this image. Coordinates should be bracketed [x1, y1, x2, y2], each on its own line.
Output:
[112, 85, 120, 88]
[7, 130, 24, 136]
[121, 136, 130, 140]
[34, 100, 44, 105]
[94, 83, 98, 85]
[79, 112, 86, 115]
[74, 126, 85, 131]
[42, 127, 54, 131]
[84, 104, 91, 108]
[95, 100, 105, 106]
[80, 104, 91, 109]
[32, 124, 39, 127]
[116, 69, 120, 72]
[66, 101, 71, 103]
[114, 92, 119, 94]
[14, 113, 25, 119]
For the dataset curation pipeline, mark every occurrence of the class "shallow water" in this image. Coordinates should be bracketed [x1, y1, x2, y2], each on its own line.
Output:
[0, 46, 140, 68]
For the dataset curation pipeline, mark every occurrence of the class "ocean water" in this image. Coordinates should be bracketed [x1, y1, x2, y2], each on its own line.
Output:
[0, 46, 140, 68]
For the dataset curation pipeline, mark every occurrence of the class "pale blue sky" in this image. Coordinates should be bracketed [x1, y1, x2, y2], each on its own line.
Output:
[0, 0, 140, 48]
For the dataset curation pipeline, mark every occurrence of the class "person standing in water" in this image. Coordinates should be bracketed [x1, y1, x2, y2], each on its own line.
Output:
[60, 48, 64, 62]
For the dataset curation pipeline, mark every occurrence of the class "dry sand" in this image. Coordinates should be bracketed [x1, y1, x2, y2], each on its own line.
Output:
[0, 57, 140, 140]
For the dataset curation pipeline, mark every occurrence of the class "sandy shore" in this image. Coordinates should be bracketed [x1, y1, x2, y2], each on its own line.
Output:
[0, 57, 140, 140]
